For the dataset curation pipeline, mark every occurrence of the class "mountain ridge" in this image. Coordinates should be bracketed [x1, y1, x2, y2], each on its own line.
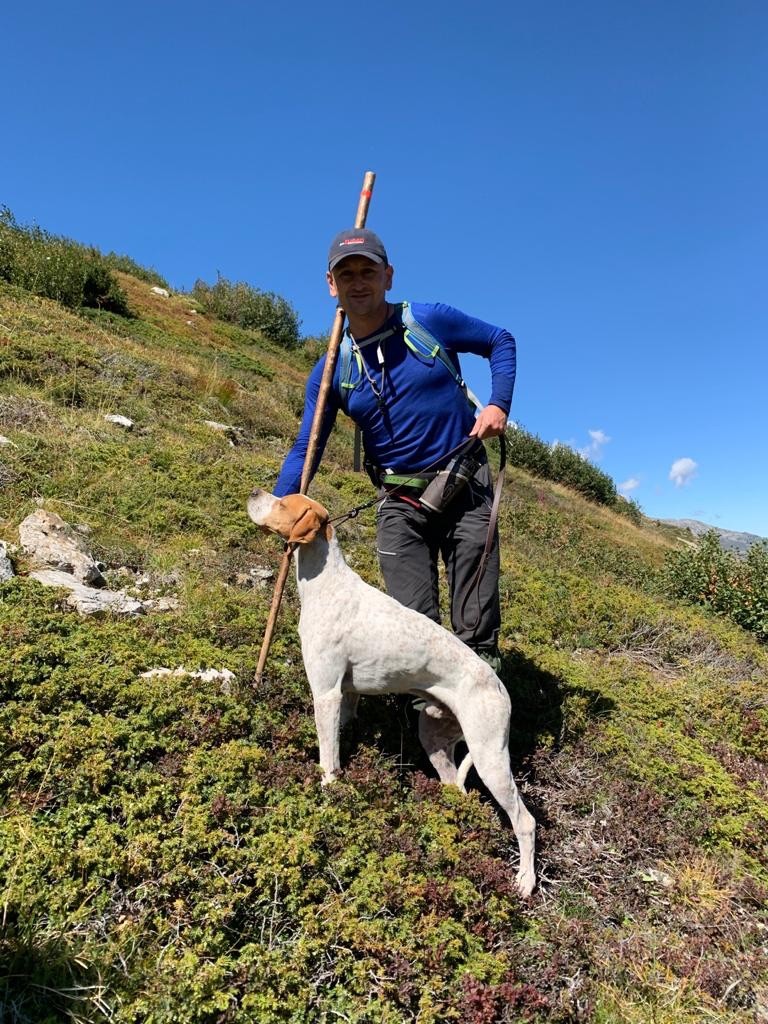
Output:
[662, 517, 766, 555]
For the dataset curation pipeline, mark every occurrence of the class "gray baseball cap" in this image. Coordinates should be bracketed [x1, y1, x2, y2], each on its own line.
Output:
[328, 228, 388, 271]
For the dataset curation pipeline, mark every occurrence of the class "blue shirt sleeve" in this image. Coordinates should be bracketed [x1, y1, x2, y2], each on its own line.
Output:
[274, 354, 340, 496]
[410, 302, 516, 414]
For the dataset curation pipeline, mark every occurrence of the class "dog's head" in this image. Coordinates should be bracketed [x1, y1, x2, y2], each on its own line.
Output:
[247, 489, 332, 545]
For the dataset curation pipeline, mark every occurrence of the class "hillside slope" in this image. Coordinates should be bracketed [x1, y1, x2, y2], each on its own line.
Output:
[1, 275, 767, 1023]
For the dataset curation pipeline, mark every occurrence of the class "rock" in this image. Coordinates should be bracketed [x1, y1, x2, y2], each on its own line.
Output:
[104, 414, 134, 430]
[29, 569, 145, 616]
[203, 420, 243, 447]
[0, 541, 14, 582]
[640, 867, 675, 888]
[143, 596, 180, 612]
[0, 435, 16, 447]
[151, 286, 170, 298]
[140, 666, 236, 694]
[18, 510, 105, 586]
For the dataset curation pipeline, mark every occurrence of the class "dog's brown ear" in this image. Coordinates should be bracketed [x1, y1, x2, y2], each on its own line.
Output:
[288, 506, 329, 545]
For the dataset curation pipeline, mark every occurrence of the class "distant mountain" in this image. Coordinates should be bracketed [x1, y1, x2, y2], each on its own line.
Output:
[662, 518, 767, 555]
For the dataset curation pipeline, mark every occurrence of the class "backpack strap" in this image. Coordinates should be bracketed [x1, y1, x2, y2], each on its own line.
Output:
[337, 302, 484, 473]
[400, 302, 483, 411]
[338, 333, 362, 415]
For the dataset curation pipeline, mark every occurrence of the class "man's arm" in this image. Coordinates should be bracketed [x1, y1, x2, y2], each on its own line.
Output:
[411, 302, 516, 436]
[273, 356, 340, 496]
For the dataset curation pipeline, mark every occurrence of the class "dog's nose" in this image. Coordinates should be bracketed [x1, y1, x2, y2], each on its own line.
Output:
[247, 487, 277, 527]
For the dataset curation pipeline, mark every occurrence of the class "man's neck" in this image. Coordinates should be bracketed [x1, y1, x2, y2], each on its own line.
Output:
[346, 301, 392, 340]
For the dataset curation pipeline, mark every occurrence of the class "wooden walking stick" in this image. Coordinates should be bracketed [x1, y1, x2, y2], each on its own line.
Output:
[254, 171, 376, 683]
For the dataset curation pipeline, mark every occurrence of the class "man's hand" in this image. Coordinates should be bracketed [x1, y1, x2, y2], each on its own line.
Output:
[469, 404, 508, 440]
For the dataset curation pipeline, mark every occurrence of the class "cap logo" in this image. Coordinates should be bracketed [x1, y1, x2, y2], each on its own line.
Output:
[340, 237, 366, 246]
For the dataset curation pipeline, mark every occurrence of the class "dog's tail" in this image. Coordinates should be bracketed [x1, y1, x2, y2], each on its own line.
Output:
[456, 751, 473, 793]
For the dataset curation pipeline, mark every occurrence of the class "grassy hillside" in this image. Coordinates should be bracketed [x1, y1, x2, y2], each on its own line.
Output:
[1, 269, 767, 1024]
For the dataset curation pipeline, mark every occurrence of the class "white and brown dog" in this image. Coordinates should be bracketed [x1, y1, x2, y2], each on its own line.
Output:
[248, 489, 536, 896]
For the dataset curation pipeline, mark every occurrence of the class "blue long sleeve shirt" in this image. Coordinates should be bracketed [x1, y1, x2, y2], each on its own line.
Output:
[274, 301, 516, 497]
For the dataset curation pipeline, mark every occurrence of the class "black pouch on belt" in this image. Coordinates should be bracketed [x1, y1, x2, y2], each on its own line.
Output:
[418, 440, 485, 513]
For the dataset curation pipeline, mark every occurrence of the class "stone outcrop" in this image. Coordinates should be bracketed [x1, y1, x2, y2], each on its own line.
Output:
[0, 541, 14, 582]
[29, 569, 144, 616]
[19, 509, 106, 585]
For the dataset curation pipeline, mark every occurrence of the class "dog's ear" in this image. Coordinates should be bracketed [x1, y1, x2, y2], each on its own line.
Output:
[288, 506, 329, 545]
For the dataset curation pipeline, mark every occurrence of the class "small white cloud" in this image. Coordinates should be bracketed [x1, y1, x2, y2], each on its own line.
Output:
[669, 457, 698, 487]
[579, 428, 611, 460]
[619, 477, 640, 494]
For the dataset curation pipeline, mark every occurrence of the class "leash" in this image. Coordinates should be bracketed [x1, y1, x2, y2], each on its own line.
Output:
[458, 432, 506, 631]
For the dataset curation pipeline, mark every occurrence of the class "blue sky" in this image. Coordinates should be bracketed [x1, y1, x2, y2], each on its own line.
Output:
[3, 1, 767, 536]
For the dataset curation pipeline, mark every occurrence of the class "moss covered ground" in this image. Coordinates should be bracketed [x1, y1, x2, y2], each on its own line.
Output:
[1, 275, 767, 1022]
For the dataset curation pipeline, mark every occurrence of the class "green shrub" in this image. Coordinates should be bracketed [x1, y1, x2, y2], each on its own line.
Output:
[550, 442, 617, 505]
[0, 207, 129, 315]
[613, 494, 643, 526]
[506, 425, 624, 511]
[192, 275, 301, 349]
[102, 251, 169, 289]
[662, 531, 768, 641]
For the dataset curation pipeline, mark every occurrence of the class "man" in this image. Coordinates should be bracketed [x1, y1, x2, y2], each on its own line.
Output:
[274, 228, 516, 669]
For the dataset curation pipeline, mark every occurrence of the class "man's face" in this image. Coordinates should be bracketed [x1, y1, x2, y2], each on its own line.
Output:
[327, 255, 393, 320]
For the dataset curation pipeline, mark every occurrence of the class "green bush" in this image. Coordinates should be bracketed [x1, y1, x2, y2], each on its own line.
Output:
[103, 251, 169, 289]
[662, 531, 768, 641]
[550, 442, 617, 505]
[613, 494, 643, 526]
[0, 207, 129, 315]
[192, 275, 301, 349]
[506, 425, 626, 512]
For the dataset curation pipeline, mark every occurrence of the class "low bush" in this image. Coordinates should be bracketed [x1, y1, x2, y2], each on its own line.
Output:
[506, 425, 635, 517]
[662, 530, 768, 641]
[0, 207, 129, 315]
[192, 275, 301, 349]
[103, 251, 169, 289]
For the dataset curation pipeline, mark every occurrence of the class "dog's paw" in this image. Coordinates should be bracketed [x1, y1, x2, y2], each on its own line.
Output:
[515, 869, 536, 899]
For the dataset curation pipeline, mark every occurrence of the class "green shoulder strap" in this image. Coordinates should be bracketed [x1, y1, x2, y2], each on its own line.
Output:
[400, 302, 482, 411]
[338, 302, 483, 471]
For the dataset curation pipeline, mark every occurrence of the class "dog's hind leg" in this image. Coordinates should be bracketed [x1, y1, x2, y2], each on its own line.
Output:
[460, 699, 536, 898]
[418, 701, 464, 788]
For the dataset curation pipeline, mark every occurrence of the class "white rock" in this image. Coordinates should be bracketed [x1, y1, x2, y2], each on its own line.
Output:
[19, 510, 105, 586]
[0, 541, 14, 582]
[640, 867, 675, 888]
[151, 286, 170, 298]
[203, 420, 242, 447]
[140, 666, 235, 693]
[104, 414, 134, 430]
[143, 596, 180, 612]
[0, 435, 16, 447]
[29, 569, 145, 616]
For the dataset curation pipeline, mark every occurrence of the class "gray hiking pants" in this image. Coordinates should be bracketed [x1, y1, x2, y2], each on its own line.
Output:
[375, 460, 501, 653]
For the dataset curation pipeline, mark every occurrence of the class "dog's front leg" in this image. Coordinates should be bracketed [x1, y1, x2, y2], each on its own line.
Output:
[313, 689, 344, 785]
